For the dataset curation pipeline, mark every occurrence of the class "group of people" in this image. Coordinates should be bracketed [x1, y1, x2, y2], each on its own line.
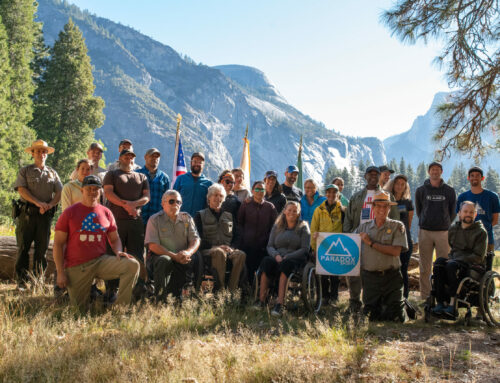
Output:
[12, 138, 499, 321]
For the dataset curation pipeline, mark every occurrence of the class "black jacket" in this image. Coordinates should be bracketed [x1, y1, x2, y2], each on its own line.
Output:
[265, 191, 287, 214]
[448, 221, 487, 265]
[415, 179, 456, 231]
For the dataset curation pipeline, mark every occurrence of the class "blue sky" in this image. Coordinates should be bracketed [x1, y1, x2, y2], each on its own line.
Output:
[68, 0, 449, 139]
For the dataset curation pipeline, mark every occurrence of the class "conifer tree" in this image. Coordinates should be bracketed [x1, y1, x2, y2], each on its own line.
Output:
[399, 157, 406, 176]
[0, 14, 16, 219]
[447, 162, 468, 194]
[485, 167, 500, 193]
[0, 0, 37, 169]
[32, 19, 105, 182]
[341, 167, 353, 198]
[416, 162, 427, 186]
[389, 158, 398, 174]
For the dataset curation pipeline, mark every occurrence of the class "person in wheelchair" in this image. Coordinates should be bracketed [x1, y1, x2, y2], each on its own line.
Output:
[144, 190, 200, 301]
[431, 201, 487, 317]
[254, 201, 311, 316]
[194, 184, 246, 291]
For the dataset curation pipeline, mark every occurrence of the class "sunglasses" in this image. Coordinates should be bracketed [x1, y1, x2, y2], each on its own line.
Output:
[224, 180, 235, 185]
[167, 199, 182, 205]
[254, 188, 265, 192]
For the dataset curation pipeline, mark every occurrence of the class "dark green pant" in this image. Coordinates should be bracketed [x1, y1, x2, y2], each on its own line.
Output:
[151, 253, 197, 301]
[15, 210, 53, 283]
[361, 268, 405, 322]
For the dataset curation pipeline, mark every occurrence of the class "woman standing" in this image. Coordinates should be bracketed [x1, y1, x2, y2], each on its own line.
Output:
[310, 184, 343, 305]
[61, 159, 92, 211]
[264, 170, 287, 214]
[300, 178, 326, 225]
[384, 174, 414, 299]
[256, 201, 310, 316]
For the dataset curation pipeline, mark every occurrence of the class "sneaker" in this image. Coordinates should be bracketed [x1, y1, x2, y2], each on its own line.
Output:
[271, 303, 283, 317]
[431, 302, 446, 314]
[252, 300, 265, 310]
[443, 305, 456, 319]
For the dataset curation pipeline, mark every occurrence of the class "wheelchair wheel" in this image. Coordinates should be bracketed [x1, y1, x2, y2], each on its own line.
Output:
[301, 262, 322, 313]
[480, 271, 500, 327]
[284, 272, 302, 311]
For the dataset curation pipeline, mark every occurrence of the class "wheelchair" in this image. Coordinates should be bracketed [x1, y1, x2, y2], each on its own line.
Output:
[252, 260, 322, 313]
[424, 255, 499, 327]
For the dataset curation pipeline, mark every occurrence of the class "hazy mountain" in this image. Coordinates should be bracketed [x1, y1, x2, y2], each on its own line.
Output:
[384, 92, 499, 178]
[37, 0, 386, 183]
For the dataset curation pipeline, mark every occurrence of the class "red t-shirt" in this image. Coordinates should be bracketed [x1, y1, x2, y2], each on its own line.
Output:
[55, 203, 117, 268]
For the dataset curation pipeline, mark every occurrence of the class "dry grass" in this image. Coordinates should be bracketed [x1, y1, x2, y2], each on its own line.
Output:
[0, 280, 499, 383]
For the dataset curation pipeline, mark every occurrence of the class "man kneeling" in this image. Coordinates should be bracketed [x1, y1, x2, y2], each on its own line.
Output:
[145, 190, 200, 301]
[431, 201, 487, 317]
[53, 175, 140, 309]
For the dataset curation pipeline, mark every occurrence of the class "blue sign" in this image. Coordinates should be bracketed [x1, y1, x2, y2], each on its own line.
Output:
[317, 233, 360, 276]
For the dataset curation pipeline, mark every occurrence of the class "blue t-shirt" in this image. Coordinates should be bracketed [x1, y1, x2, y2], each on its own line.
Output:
[456, 189, 500, 244]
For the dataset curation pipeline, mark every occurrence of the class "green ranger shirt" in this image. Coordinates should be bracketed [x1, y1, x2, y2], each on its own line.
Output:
[14, 164, 63, 203]
[356, 218, 408, 271]
[145, 210, 199, 253]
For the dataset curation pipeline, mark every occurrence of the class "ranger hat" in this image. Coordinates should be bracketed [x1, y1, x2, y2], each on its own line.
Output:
[367, 191, 397, 205]
[25, 139, 55, 154]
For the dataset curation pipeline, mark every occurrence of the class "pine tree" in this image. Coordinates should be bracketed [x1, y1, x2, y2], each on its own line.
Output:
[389, 158, 398, 174]
[0, 0, 37, 170]
[0, 14, 16, 219]
[324, 163, 339, 186]
[416, 162, 427, 187]
[406, 163, 415, 195]
[32, 19, 105, 182]
[447, 162, 468, 194]
[485, 167, 500, 193]
[341, 167, 353, 199]
[399, 157, 406, 176]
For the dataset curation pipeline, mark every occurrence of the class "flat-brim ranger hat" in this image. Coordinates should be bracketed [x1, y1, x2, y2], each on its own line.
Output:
[367, 191, 397, 205]
[25, 139, 55, 154]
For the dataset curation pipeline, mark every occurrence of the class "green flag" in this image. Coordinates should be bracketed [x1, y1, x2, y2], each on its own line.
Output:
[296, 135, 303, 190]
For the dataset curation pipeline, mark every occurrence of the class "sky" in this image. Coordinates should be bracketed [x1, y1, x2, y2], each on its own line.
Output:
[68, 0, 449, 139]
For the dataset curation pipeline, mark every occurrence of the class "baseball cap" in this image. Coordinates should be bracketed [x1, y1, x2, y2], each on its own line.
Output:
[379, 165, 395, 174]
[89, 142, 104, 152]
[428, 161, 443, 171]
[119, 139, 132, 146]
[191, 152, 205, 161]
[82, 175, 102, 188]
[265, 170, 278, 179]
[119, 149, 136, 157]
[393, 174, 408, 182]
[365, 166, 381, 175]
[145, 148, 161, 156]
[325, 184, 339, 192]
[286, 165, 299, 174]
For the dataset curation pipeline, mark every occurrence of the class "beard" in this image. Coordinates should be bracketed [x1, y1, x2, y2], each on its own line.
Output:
[462, 216, 474, 224]
[191, 165, 201, 175]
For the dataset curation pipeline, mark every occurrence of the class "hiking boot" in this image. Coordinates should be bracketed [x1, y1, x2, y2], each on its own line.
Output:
[431, 302, 446, 315]
[271, 303, 283, 317]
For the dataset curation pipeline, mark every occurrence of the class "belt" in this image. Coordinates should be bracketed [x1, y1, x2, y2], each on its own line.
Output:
[364, 268, 398, 276]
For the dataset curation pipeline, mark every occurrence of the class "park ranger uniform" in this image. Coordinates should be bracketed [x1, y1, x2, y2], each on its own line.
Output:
[14, 161, 62, 284]
[356, 218, 408, 321]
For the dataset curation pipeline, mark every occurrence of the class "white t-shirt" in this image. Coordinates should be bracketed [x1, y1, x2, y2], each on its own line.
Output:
[360, 190, 376, 225]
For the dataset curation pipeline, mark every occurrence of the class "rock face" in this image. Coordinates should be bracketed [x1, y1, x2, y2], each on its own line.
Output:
[384, 92, 499, 178]
[37, 0, 386, 184]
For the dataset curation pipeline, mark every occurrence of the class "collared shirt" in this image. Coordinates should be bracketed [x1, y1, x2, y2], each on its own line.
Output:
[356, 218, 408, 271]
[14, 164, 63, 203]
[136, 166, 170, 225]
[145, 210, 199, 253]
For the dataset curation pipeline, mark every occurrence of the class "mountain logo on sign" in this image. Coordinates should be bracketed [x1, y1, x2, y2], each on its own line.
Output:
[324, 237, 353, 258]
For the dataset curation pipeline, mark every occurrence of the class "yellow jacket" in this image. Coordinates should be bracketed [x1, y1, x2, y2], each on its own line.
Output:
[310, 199, 343, 250]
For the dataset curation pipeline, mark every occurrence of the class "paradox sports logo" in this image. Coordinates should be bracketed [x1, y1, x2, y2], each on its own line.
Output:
[318, 234, 359, 275]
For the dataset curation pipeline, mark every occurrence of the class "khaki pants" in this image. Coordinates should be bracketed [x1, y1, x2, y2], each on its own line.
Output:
[203, 247, 246, 291]
[418, 229, 449, 299]
[66, 255, 140, 309]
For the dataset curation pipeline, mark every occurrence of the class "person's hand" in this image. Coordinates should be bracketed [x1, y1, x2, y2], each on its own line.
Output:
[313, 232, 319, 239]
[220, 245, 232, 253]
[359, 232, 372, 245]
[117, 251, 135, 260]
[275, 255, 283, 263]
[56, 270, 68, 289]
[38, 202, 50, 214]
[122, 201, 138, 217]
[177, 250, 192, 264]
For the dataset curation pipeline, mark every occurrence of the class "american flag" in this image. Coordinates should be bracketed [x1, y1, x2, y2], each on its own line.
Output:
[172, 132, 187, 184]
[79, 213, 106, 233]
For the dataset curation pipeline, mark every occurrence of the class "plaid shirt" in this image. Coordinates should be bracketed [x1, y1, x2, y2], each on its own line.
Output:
[136, 166, 170, 225]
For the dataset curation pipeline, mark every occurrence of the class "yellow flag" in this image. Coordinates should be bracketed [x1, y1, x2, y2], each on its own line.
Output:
[240, 125, 251, 190]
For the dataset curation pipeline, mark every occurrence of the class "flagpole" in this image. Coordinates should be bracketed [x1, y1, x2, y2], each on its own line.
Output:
[297, 134, 303, 190]
[240, 124, 251, 190]
[172, 114, 182, 183]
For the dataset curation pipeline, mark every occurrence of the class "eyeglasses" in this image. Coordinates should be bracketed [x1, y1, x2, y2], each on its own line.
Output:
[224, 180, 235, 185]
[167, 199, 182, 205]
[253, 188, 265, 192]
